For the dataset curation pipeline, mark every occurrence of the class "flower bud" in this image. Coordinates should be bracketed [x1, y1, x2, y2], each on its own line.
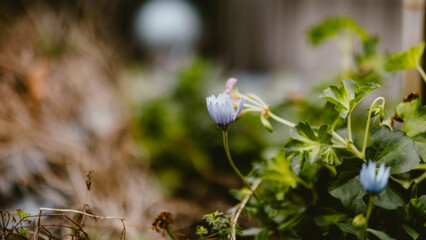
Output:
[352, 214, 366, 228]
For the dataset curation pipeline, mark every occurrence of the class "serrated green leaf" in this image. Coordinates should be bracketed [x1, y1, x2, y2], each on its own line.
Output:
[367, 229, 396, 240]
[323, 102, 341, 130]
[385, 42, 425, 71]
[264, 152, 297, 187]
[285, 122, 341, 166]
[320, 79, 379, 118]
[395, 95, 426, 141]
[307, 17, 368, 46]
[366, 125, 420, 173]
[329, 176, 367, 213]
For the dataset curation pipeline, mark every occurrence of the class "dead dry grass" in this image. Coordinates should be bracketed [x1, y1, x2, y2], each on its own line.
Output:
[0, 3, 204, 239]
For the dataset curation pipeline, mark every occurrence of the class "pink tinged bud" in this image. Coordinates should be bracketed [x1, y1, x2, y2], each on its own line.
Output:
[226, 78, 238, 91]
[224, 78, 239, 102]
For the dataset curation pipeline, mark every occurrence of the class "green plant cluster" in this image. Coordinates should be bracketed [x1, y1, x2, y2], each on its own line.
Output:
[201, 17, 426, 240]
[196, 211, 239, 239]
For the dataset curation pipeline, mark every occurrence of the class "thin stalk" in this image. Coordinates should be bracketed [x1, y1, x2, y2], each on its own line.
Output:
[231, 178, 262, 240]
[243, 103, 263, 110]
[361, 195, 375, 240]
[166, 224, 177, 240]
[268, 112, 296, 128]
[347, 112, 353, 143]
[236, 92, 264, 107]
[365, 195, 375, 223]
[222, 131, 250, 187]
[331, 130, 364, 159]
[416, 65, 426, 83]
[361, 97, 385, 156]
[246, 93, 268, 107]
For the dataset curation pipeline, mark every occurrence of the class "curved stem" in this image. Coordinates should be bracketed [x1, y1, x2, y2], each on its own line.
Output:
[166, 224, 177, 240]
[361, 97, 385, 157]
[416, 65, 426, 83]
[222, 130, 250, 187]
[347, 112, 353, 143]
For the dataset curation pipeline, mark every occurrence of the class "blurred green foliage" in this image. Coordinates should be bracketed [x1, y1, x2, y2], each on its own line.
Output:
[307, 17, 368, 46]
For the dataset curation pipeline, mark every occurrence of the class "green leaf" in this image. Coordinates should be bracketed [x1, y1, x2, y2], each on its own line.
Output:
[307, 17, 368, 46]
[374, 181, 405, 209]
[320, 79, 379, 118]
[402, 224, 419, 240]
[395, 95, 426, 141]
[415, 142, 426, 162]
[336, 223, 358, 236]
[334, 157, 364, 182]
[254, 229, 269, 240]
[366, 125, 420, 173]
[385, 42, 425, 71]
[16, 228, 28, 237]
[264, 152, 298, 187]
[323, 102, 341, 130]
[367, 229, 396, 240]
[313, 214, 347, 227]
[329, 176, 366, 213]
[285, 122, 341, 166]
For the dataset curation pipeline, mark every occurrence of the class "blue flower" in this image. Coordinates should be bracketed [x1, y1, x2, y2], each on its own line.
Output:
[206, 93, 245, 130]
[360, 161, 390, 194]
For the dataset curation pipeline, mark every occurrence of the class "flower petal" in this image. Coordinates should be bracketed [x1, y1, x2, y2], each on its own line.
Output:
[233, 98, 245, 121]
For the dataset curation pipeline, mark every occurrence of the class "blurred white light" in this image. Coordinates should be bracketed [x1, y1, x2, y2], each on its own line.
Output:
[134, 0, 201, 49]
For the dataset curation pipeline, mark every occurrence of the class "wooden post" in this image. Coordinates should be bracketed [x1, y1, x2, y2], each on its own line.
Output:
[402, 0, 425, 100]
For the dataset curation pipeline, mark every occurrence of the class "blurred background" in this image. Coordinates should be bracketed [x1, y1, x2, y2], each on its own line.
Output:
[0, 0, 425, 239]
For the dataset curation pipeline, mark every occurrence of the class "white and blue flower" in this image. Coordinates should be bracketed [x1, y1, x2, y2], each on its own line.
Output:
[206, 93, 244, 130]
[360, 161, 390, 194]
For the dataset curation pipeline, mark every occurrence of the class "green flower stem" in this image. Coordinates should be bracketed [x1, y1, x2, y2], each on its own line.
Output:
[416, 65, 426, 83]
[222, 130, 251, 188]
[347, 111, 353, 143]
[361, 195, 375, 240]
[166, 223, 177, 240]
[365, 195, 375, 223]
[361, 97, 385, 157]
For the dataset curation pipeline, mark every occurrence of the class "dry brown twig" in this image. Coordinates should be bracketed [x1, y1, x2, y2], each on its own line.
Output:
[33, 207, 126, 240]
[230, 178, 262, 240]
